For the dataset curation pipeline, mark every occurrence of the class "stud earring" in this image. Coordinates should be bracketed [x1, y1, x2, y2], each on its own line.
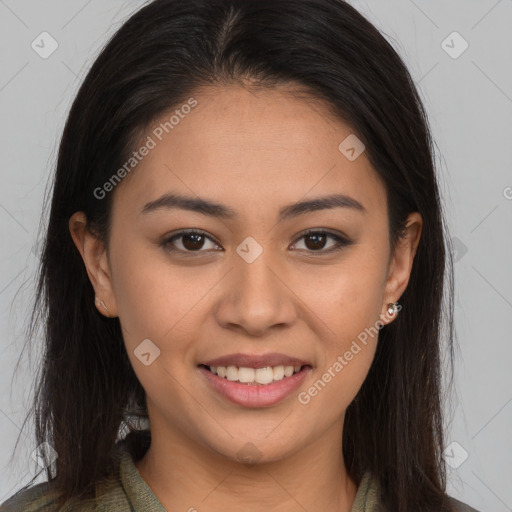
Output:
[387, 302, 400, 316]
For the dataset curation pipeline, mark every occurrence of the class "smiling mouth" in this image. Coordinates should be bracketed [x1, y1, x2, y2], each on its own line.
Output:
[199, 364, 310, 385]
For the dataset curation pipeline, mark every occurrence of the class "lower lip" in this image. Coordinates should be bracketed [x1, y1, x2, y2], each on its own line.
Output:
[199, 365, 311, 408]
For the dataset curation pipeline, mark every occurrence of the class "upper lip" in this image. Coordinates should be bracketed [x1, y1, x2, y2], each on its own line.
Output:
[201, 352, 311, 369]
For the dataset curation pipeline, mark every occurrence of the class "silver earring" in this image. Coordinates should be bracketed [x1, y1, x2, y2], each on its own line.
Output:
[95, 297, 108, 312]
[387, 302, 400, 316]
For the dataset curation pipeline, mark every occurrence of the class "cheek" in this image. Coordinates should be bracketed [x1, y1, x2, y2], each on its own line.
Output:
[108, 236, 185, 348]
[108, 236, 226, 375]
[299, 342, 377, 419]
[110, 243, 201, 411]
[110, 247, 167, 336]
[295, 267, 380, 420]
[298, 267, 382, 414]
[296, 246, 386, 401]
[296, 247, 387, 336]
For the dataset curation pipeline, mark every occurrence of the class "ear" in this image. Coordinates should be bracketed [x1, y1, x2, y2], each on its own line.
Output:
[69, 212, 118, 318]
[380, 212, 422, 324]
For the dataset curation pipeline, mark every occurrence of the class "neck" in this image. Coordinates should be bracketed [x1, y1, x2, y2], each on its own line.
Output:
[135, 420, 358, 512]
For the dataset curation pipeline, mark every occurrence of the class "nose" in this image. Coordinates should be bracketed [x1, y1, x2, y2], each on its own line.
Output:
[215, 252, 298, 337]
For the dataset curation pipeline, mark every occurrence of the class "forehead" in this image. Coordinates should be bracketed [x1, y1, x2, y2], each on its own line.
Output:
[113, 84, 386, 218]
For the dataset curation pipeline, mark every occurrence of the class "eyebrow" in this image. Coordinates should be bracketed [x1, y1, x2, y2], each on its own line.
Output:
[141, 192, 366, 221]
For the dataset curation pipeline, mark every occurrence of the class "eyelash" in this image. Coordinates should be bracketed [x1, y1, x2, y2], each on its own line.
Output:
[160, 228, 352, 256]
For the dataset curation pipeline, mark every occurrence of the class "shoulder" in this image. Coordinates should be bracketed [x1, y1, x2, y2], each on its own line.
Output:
[0, 478, 128, 512]
[361, 472, 481, 512]
[0, 447, 140, 511]
[0, 481, 61, 512]
[448, 496, 481, 512]
[0, 471, 126, 512]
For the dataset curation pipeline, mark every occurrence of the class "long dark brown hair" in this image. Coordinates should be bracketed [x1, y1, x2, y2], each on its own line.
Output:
[12, 0, 455, 510]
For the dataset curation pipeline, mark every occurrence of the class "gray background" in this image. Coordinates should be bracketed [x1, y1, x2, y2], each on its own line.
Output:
[0, 1, 511, 510]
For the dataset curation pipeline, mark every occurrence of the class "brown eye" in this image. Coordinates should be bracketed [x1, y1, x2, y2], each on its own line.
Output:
[304, 233, 328, 251]
[292, 230, 351, 254]
[181, 233, 206, 250]
[161, 230, 221, 254]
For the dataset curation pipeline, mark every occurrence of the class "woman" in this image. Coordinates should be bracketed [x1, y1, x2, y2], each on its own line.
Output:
[2, 0, 479, 510]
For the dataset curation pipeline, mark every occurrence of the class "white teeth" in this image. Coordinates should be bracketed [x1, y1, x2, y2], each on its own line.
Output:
[255, 367, 274, 384]
[226, 366, 238, 381]
[238, 367, 255, 383]
[208, 364, 303, 384]
[273, 365, 285, 381]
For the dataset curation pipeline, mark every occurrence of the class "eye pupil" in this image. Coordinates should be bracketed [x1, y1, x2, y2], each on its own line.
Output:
[305, 233, 327, 250]
[182, 233, 205, 250]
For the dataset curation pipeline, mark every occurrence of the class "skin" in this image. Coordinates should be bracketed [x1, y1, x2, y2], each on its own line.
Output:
[70, 83, 422, 511]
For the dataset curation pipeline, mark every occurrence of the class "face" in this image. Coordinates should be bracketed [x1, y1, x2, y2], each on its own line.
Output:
[71, 83, 421, 465]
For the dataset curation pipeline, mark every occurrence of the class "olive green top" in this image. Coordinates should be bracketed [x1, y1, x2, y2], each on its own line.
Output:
[0, 447, 478, 512]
